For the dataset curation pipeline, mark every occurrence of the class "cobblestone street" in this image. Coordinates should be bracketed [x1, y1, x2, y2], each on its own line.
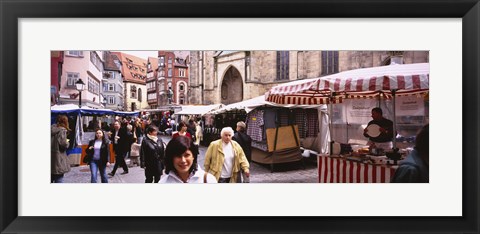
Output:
[63, 135, 318, 183]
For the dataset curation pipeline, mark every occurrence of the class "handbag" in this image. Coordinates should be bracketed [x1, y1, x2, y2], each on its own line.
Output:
[83, 153, 92, 163]
[83, 146, 93, 163]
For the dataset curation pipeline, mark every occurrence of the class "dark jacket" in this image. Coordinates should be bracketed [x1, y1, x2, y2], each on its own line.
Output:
[233, 131, 252, 161]
[391, 149, 429, 183]
[134, 125, 144, 138]
[187, 123, 196, 141]
[140, 136, 165, 174]
[363, 118, 394, 143]
[85, 139, 110, 166]
[110, 127, 132, 156]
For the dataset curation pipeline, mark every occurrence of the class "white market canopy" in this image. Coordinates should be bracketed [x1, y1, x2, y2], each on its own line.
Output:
[266, 63, 429, 105]
[51, 104, 139, 116]
[176, 104, 224, 116]
[210, 96, 266, 114]
[211, 95, 326, 115]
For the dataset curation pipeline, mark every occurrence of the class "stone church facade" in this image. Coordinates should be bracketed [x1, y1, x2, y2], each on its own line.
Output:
[188, 51, 429, 105]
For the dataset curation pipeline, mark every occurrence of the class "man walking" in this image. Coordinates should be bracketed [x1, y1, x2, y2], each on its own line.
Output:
[109, 120, 130, 176]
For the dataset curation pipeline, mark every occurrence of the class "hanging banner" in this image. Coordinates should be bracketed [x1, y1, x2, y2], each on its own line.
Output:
[395, 96, 425, 116]
[344, 99, 377, 124]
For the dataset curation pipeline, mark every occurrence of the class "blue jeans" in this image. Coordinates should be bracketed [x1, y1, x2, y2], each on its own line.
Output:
[51, 174, 64, 183]
[90, 160, 108, 183]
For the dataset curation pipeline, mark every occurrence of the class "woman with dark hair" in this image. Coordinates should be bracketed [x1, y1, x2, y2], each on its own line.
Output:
[160, 136, 216, 183]
[51, 115, 71, 183]
[85, 128, 110, 183]
[172, 121, 192, 139]
[391, 124, 429, 183]
[140, 125, 165, 183]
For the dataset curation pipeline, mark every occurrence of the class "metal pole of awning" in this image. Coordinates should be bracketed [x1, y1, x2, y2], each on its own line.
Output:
[391, 89, 397, 150]
[328, 93, 334, 155]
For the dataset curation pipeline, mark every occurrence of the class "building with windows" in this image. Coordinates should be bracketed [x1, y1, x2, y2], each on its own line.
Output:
[112, 52, 148, 111]
[157, 51, 190, 106]
[174, 56, 189, 105]
[57, 50, 104, 108]
[102, 52, 124, 110]
[146, 56, 159, 109]
[50, 51, 64, 106]
[188, 51, 429, 105]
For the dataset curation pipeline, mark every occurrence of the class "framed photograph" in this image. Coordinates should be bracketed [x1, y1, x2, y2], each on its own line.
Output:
[1, 0, 478, 233]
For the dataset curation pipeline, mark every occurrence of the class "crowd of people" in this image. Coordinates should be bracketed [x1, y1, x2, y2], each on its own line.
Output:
[51, 114, 252, 184]
[51, 107, 429, 184]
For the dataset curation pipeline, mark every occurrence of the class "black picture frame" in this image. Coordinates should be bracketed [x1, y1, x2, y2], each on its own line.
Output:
[1, 0, 478, 233]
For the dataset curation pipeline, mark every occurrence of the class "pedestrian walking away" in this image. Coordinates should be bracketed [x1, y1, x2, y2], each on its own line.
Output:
[51, 115, 71, 183]
[134, 118, 144, 144]
[140, 125, 165, 183]
[233, 121, 252, 163]
[187, 119, 197, 142]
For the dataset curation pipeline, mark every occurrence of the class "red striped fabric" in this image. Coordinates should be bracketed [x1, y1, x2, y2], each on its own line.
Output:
[397, 76, 406, 89]
[317, 156, 397, 183]
[266, 64, 429, 105]
[412, 75, 421, 89]
[383, 76, 390, 90]
[368, 77, 377, 91]
[345, 79, 352, 91]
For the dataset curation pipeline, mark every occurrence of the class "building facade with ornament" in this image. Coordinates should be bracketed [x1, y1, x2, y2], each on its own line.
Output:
[112, 52, 148, 111]
[188, 51, 429, 105]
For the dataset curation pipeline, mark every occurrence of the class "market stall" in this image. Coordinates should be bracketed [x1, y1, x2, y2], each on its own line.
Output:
[208, 96, 329, 172]
[204, 98, 265, 146]
[265, 63, 429, 182]
[51, 104, 139, 166]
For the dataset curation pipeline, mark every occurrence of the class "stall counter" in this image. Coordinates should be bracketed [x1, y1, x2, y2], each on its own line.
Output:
[318, 154, 398, 183]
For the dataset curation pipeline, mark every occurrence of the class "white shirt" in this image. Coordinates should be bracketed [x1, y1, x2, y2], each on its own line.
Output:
[159, 167, 217, 183]
[93, 140, 102, 160]
[221, 141, 234, 178]
[114, 130, 119, 144]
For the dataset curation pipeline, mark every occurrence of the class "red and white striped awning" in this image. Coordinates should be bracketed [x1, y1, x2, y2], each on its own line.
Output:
[265, 63, 429, 105]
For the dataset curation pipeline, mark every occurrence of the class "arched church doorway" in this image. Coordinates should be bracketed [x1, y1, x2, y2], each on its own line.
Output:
[221, 66, 243, 105]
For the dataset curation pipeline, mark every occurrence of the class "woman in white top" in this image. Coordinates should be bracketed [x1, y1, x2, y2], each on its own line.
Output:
[160, 136, 216, 183]
[85, 129, 110, 183]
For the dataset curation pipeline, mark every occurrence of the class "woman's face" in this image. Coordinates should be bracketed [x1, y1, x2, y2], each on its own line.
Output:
[95, 130, 103, 139]
[181, 125, 187, 132]
[173, 150, 194, 174]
